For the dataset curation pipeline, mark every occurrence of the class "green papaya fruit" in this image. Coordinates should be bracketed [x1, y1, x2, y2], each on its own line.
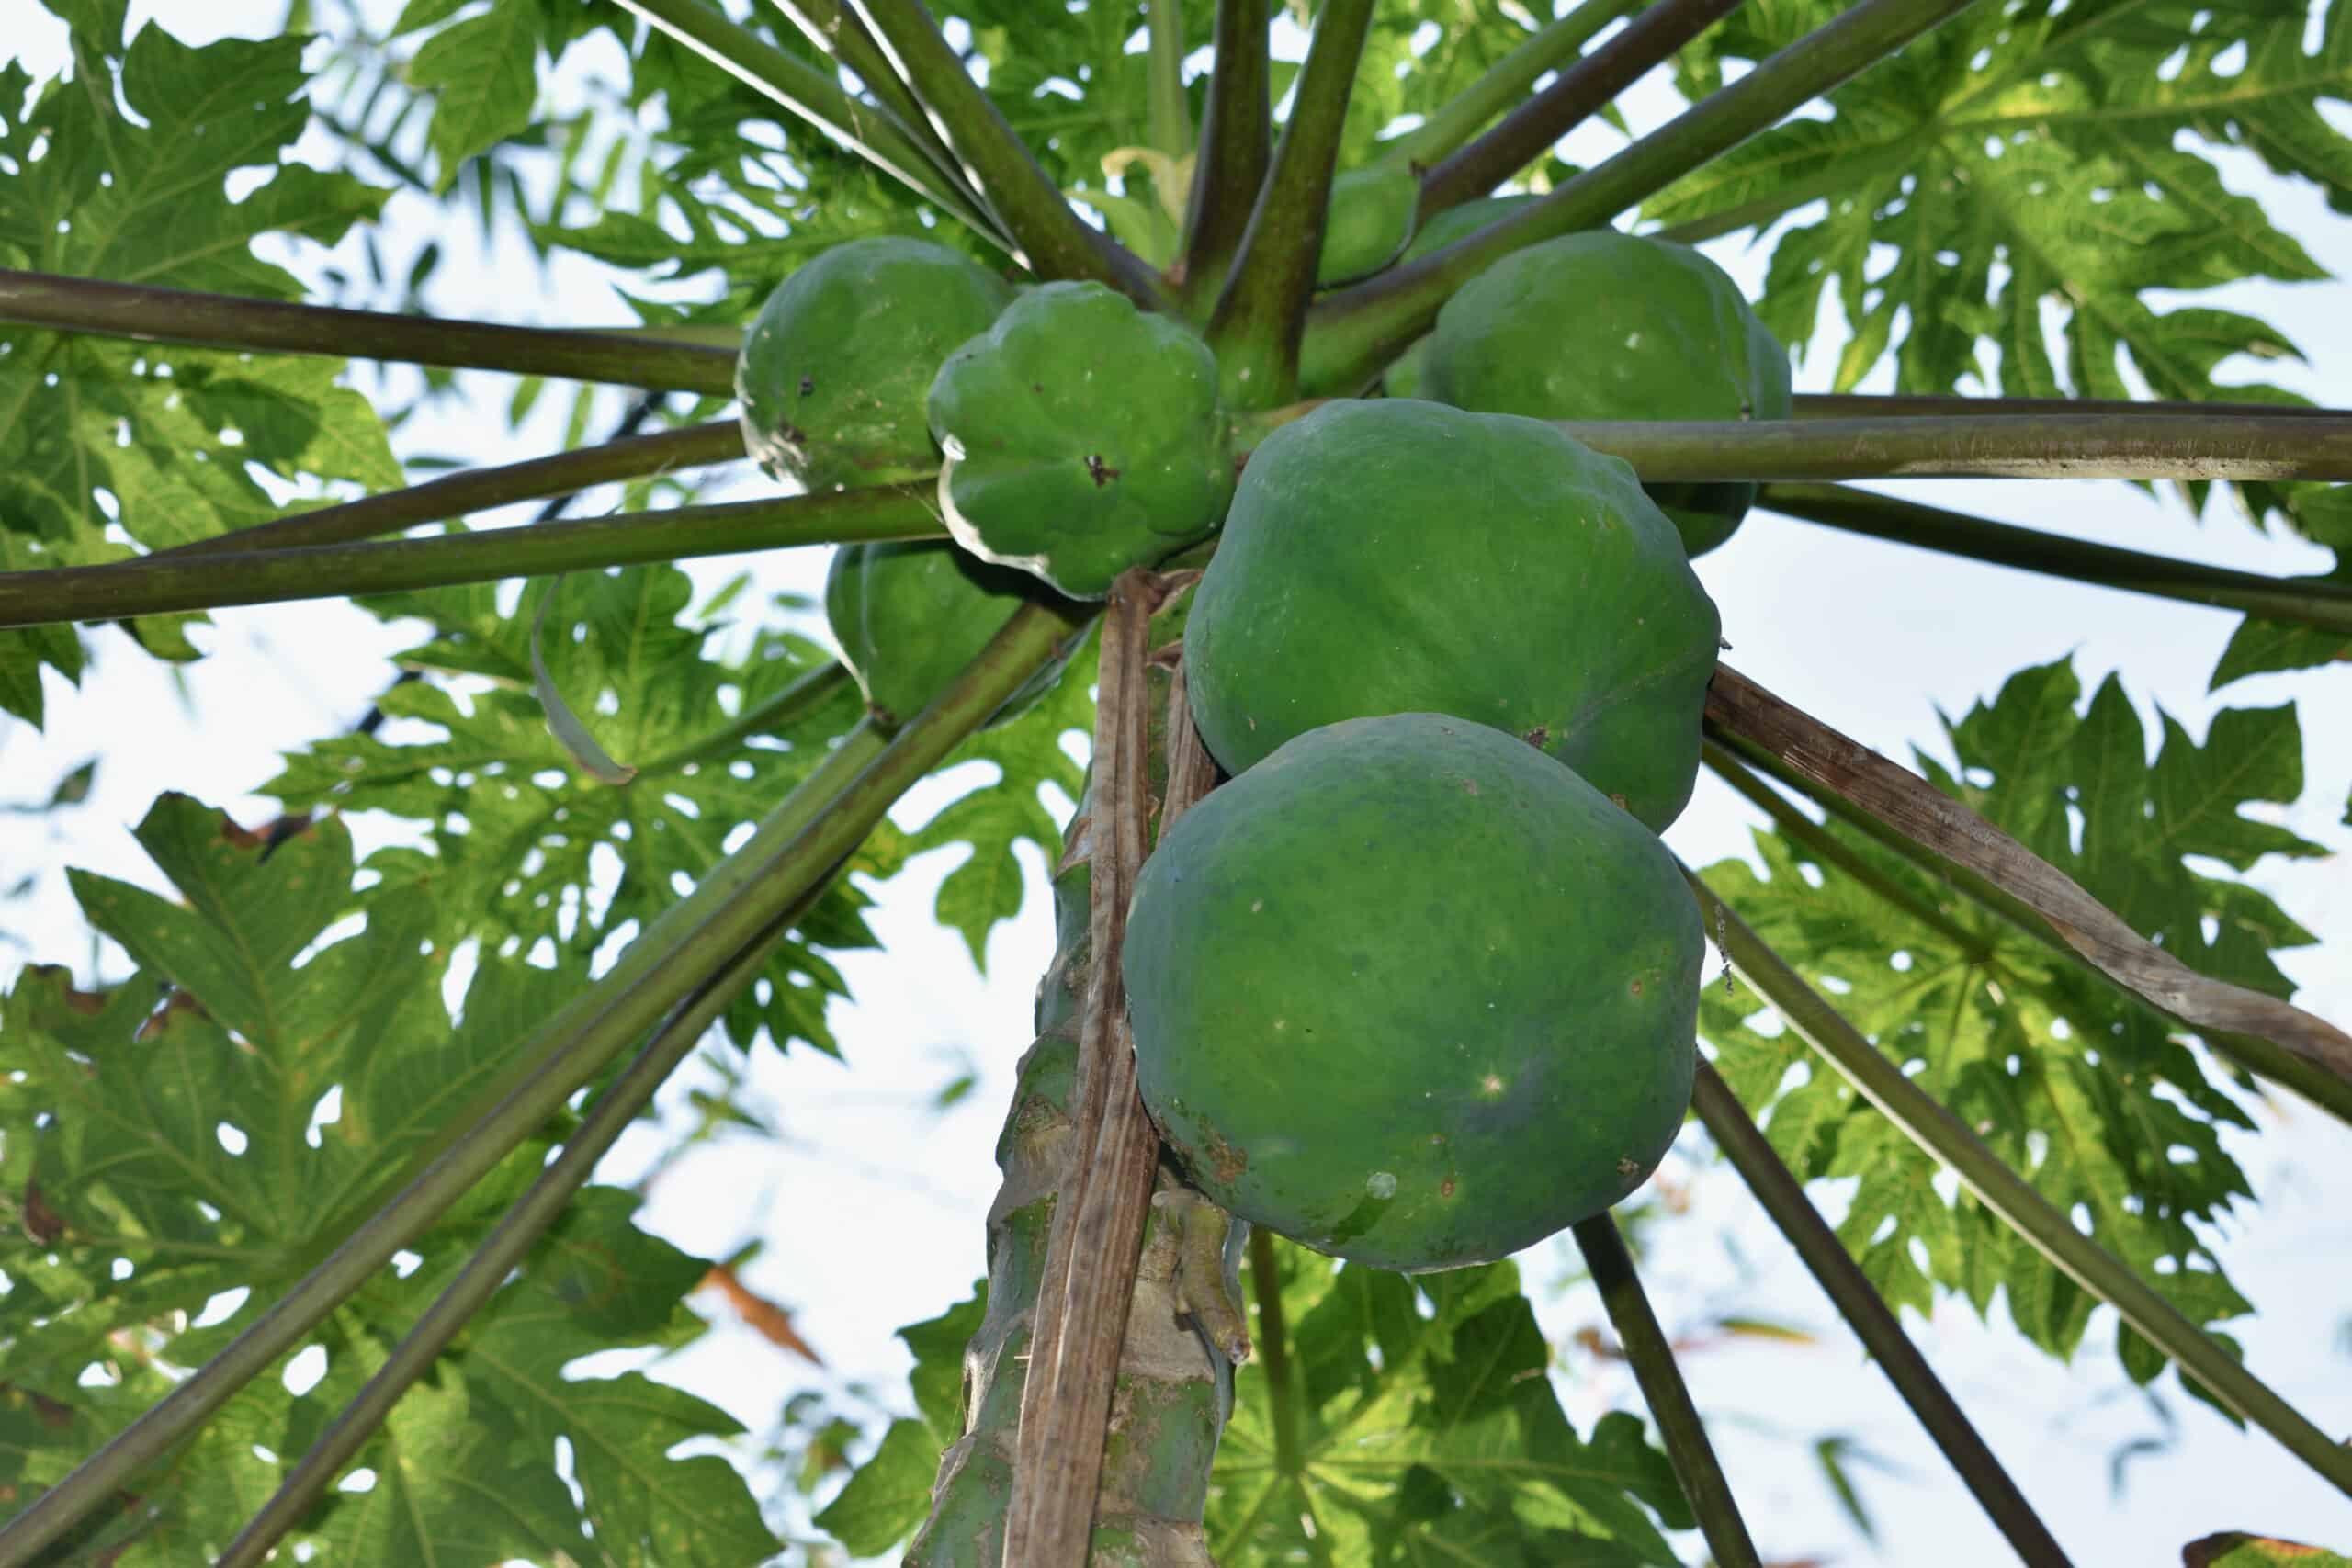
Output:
[1316, 164, 1420, 287]
[1398, 192, 1538, 264]
[736, 236, 1014, 491]
[1379, 197, 1540, 398]
[1123, 712, 1702, 1274]
[1184, 399, 1720, 831]
[927, 281, 1233, 600]
[824, 540, 1069, 728]
[1421, 228, 1792, 557]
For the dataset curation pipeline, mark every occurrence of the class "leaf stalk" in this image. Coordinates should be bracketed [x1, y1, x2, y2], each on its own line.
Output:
[0, 268, 739, 395]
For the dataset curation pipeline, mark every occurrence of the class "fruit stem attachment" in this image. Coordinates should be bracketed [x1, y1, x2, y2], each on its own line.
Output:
[1299, 0, 1984, 396]
[1683, 869, 2352, 1502]
[1702, 727, 2352, 1130]
[1758, 481, 2352, 634]
[211, 904, 811, 1568]
[1178, 0, 1273, 310]
[0, 485, 945, 628]
[1704, 664, 2352, 1082]
[0, 267, 739, 395]
[161, 421, 747, 559]
[611, 0, 1010, 248]
[1570, 1213, 1762, 1568]
[1374, 0, 1644, 178]
[859, 0, 1170, 303]
[1689, 1064, 2076, 1568]
[1004, 570, 1172, 1565]
[1205, 0, 1378, 408]
[1415, 0, 1742, 219]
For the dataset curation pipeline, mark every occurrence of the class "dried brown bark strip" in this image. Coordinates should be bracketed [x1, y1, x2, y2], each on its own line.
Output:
[1004, 568, 1170, 1565]
[1705, 663, 2352, 1084]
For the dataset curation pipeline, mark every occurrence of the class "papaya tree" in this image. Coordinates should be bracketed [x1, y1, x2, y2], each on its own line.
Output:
[5, 0, 2352, 1563]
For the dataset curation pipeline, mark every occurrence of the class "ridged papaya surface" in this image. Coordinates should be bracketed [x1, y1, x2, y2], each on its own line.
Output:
[735, 236, 1013, 491]
[1184, 398, 1721, 831]
[1422, 228, 1792, 556]
[927, 281, 1231, 599]
[1123, 713, 1702, 1274]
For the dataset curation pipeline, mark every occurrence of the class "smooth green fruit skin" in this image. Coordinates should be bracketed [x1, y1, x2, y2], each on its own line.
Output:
[928, 280, 1232, 600]
[823, 540, 1068, 728]
[1422, 229, 1792, 557]
[1123, 713, 1702, 1274]
[1399, 193, 1539, 265]
[1184, 399, 1721, 831]
[1317, 165, 1420, 287]
[736, 236, 1013, 491]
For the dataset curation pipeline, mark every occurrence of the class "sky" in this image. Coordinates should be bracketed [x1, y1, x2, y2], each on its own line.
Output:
[5, 3, 2351, 1564]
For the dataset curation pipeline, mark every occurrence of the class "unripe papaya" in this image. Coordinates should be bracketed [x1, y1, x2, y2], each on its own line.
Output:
[736, 237, 1014, 491]
[823, 541, 1070, 728]
[1123, 712, 1702, 1274]
[1421, 229, 1792, 556]
[1316, 164, 1420, 287]
[1184, 399, 1720, 831]
[927, 281, 1232, 599]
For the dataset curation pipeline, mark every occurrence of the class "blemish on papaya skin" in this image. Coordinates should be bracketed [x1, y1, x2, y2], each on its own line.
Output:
[1609, 792, 1630, 811]
[1084, 453, 1121, 487]
[1522, 724, 1549, 748]
[1616, 1156, 1640, 1179]
[1439, 1177, 1456, 1199]
[1629, 976, 1644, 997]
[1460, 778, 1479, 796]
[1196, 1124, 1249, 1186]
[798, 374, 815, 396]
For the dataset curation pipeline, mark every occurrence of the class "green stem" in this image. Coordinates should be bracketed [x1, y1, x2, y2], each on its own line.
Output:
[642, 662, 856, 774]
[1551, 412, 2352, 482]
[1177, 0, 1272, 311]
[1247, 1227, 1303, 1478]
[211, 908, 806, 1568]
[1758, 482, 2352, 633]
[1571, 1213, 1762, 1568]
[1416, 0, 1743, 217]
[611, 0, 1009, 248]
[1375, 0, 1644, 176]
[1792, 393, 2352, 420]
[1704, 726, 2352, 1130]
[2, 606, 1091, 1566]
[768, 0, 982, 202]
[161, 421, 746, 559]
[1206, 0, 1378, 408]
[859, 0, 1166, 300]
[1148, 0, 1193, 159]
[1300, 0, 1984, 395]
[0, 268, 738, 395]
[1685, 869, 2352, 1500]
[0, 485, 943, 627]
[1688, 1065, 2075, 1568]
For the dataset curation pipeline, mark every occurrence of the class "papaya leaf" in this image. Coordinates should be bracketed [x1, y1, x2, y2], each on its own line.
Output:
[807, 1285, 984, 1555]
[260, 564, 883, 1056]
[1701, 656, 2323, 1386]
[0, 799, 767, 1562]
[886, 629, 1097, 968]
[0, 5, 397, 719]
[1646, 0, 2348, 534]
[1210, 1246, 1690, 1565]
[2211, 484, 2352, 688]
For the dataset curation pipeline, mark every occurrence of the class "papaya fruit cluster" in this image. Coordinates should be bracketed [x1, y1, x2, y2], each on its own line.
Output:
[735, 215, 1789, 1272]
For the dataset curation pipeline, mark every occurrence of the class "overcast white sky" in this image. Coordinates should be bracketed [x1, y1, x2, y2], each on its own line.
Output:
[6, 4, 2351, 1564]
